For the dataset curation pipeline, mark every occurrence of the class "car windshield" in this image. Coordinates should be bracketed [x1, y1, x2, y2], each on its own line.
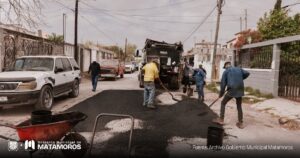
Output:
[10, 58, 54, 71]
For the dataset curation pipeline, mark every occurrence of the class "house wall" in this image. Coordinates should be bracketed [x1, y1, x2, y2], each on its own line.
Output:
[83, 49, 91, 72]
[64, 44, 74, 57]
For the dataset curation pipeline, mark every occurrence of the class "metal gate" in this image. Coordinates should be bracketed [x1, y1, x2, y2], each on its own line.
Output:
[278, 41, 300, 102]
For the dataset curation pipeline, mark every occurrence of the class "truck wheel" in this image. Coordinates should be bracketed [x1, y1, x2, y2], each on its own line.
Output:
[139, 81, 144, 88]
[61, 133, 88, 158]
[169, 76, 180, 90]
[35, 85, 53, 110]
[69, 79, 79, 98]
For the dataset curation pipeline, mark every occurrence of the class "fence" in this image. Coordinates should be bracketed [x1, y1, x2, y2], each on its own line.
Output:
[237, 45, 273, 69]
[278, 40, 300, 102]
[235, 35, 300, 101]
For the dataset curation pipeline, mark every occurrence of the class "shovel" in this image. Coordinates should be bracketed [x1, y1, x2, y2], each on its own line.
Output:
[158, 78, 181, 102]
[198, 91, 228, 116]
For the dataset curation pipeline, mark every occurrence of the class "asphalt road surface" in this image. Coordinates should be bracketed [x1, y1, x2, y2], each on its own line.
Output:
[68, 90, 220, 157]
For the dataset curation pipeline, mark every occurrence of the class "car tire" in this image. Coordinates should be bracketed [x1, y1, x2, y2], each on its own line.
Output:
[139, 81, 144, 88]
[69, 79, 79, 98]
[35, 85, 53, 110]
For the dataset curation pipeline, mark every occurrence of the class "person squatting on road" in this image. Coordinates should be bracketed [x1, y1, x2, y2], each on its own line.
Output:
[88, 61, 101, 92]
[142, 59, 159, 109]
[213, 61, 250, 129]
[182, 59, 191, 93]
[193, 64, 206, 102]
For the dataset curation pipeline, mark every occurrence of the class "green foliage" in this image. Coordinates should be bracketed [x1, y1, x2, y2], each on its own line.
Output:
[245, 87, 273, 99]
[257, 7, 300, 40]
[47, 33, 64, 44]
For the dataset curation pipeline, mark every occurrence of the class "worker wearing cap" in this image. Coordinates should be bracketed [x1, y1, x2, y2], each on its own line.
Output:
[213, 62, 250, 129]
[193, 64, 206, 102]
[142, 59, 159, 109]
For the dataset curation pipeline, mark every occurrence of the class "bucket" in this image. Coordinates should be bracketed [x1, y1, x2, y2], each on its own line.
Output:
[31, 110, 52, 125]
[207, 126, 224, 149]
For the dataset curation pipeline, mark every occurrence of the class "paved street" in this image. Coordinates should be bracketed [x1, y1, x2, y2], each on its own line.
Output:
[0, 72, 299, 157]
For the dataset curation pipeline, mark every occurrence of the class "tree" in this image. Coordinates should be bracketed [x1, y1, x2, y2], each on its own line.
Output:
[47, 33, 64, 44]
[234, 29, 263, 48]
[274, 0, 282, 10]
[125, 43, 137, 61]
[257, 1, 300, 40]
[103, 45, 124, 59]
[1, 0, 42, 28]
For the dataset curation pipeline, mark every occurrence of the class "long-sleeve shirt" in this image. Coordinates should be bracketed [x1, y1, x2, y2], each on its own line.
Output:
[142, 62, 159, 82]
[220, 67, 250, 98]
[88, 61, 101, 77]
[193, 68, 206, 86]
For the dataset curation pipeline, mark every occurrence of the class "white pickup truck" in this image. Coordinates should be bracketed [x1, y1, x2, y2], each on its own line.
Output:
[0, 56, 81, 110]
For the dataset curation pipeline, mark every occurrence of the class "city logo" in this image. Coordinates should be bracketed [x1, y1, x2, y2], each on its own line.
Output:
[8, 141, 19, 151]
[24, 140, 36, 151]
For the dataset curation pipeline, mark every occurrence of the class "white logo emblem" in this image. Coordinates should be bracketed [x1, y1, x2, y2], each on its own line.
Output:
[8, 141, 18, 151]
[25, 140, 35, 151]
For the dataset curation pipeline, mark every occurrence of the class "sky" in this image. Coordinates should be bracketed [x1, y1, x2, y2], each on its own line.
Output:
[13, 0, 300, 51]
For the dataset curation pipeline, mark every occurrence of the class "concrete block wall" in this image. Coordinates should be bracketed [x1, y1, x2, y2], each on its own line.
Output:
[243, 69, 275, 94]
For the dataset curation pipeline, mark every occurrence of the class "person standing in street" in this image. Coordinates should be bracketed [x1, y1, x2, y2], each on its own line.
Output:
[88, 61, 101, 92]
[182, 58, 191, 93]
[142, 59, 159, 109]
[193, 64, 206, 102]
[213, 62, 250, 129]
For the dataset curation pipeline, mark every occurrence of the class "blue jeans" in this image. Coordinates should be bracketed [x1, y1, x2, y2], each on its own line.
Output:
[91, 75, 99, 91]
[143, 82, 155, 106]
[196, 84, 204, 100]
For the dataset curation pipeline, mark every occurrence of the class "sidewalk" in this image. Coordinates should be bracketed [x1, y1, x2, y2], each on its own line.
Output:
[251, 98, 300, 121]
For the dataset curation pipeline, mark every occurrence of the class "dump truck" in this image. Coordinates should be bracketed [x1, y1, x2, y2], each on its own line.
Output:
[137, 39, 184, 90]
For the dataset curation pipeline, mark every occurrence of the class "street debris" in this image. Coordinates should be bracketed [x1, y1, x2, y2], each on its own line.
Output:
[278, 117, 300, 130]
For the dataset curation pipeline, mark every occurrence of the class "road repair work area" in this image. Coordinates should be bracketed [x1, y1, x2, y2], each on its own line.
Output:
[0, 1, 300, 158]
[0, 73, 299, 158]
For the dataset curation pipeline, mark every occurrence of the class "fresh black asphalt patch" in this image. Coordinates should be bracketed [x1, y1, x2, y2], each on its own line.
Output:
[67, 90, 221, 157]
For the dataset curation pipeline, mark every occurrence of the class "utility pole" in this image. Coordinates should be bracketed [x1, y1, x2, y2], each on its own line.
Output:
[210, 29, 213, 42]
[74, 0, 79, 62]
[63, 13, 66, 55]
[240, 17, 243, 32]
[124, 38, 127, 62]
[244, 9, 248, 30]
[211, 0, 223, 81]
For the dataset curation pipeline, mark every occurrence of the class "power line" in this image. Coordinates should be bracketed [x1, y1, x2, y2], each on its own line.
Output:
[85, 0, 197, 12]
[79, 14, 117, 44]
[183, 5, 217, 43]
[53, 0, 116, 44]
[80, 1, 169, 34]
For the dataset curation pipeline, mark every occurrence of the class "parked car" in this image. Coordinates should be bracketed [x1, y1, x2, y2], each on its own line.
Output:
[125, 62, 135, 73]
[100, 59, 124, 80]
[0, 56, 81, 110]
